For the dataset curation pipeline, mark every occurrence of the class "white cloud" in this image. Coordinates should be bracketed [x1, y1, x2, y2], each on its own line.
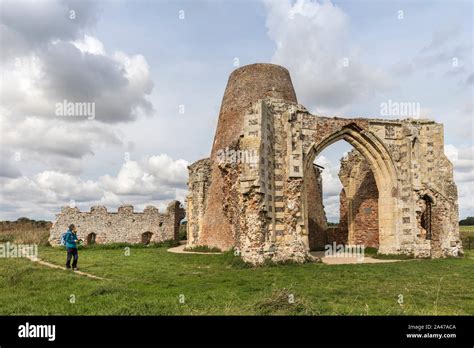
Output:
[0, 112, 123, 175]
[1, 38, 154, 124]
[0, 0, 155, 177]
[314, 154, 343, 221]
[0, 0, 161, 220]
[71, 35, 105, 56]
[263, 0, 391, 112]
[1, 0, 154, 126]
[444, 144, 474, 218]
[0, 0, 99, 61]
[101, 154, 188, 196]
[445, 144, 474, 181]
[0, 153, 189, 220]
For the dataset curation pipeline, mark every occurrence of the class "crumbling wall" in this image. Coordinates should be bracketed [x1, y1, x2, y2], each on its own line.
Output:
[49, 201, 185, 245]
[186, 63, 462, 264]
[196, 64, 298, 252]
[305, 165, 328, 250]
[186, 158, 212, 246]
[338, 150, 379, 248]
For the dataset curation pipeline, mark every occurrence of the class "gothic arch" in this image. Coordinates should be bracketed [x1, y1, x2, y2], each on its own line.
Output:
[302, 123, 401, 254]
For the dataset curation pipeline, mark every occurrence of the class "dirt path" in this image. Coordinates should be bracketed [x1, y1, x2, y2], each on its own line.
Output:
[168, 244, 402, 264]
[27, 256, 109, 280]
[310, 251, 402, 265]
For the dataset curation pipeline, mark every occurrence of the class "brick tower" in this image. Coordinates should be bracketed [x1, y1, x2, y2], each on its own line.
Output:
[201, 63, 298, 250]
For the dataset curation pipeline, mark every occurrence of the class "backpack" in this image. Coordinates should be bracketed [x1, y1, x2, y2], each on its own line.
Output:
[60, 232, 68, 247]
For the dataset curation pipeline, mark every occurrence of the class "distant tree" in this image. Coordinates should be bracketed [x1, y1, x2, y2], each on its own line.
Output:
[459, 217, 474, 226]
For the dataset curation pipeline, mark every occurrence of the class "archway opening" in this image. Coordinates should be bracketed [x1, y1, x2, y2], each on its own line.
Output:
[302, 123, 399, 255]
[141, 231, 153, 245]
[420, 195, 433, 240]
[306, 141, 380, 251]
[87, 233, 97, 245]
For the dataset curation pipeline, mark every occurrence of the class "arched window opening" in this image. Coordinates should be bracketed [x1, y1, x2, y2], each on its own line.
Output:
[87, 233, 97, 245]
[141, 231, 153, 245]
[421, 195, 433, 240]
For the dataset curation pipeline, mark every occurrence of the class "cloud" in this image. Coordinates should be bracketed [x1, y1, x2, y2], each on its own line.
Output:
[0, 112, 123, 174]
[0, 0, 162, 220]
[421, 25, 461, 53]
[0, 149, 21, 178]
[101, 154, 188, 197]
[314, 154, 344, 221]
[465, 73, 474, 86]
[0, 153, 189, 220]
[263, 0, 391, 112]
[0, 0, 99, 61]
[392, 23, 471, 79]
[1, 39, 154, 124]
[0, 0, 155, 179]
[445, 144, 474, 217]
[445, 145, 474, 181]
[1, 0, 154, 124]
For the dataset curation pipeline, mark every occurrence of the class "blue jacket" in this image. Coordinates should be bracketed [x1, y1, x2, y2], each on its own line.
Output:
[65, 230, 78, 249]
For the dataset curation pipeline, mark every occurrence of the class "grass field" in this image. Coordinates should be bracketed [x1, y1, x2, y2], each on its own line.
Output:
[460, 225, 474, 235]
[0, 244, 472, 315]
[460, 226, 474, 250]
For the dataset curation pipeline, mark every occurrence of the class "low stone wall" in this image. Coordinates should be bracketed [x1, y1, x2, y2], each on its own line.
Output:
[49, 201, 185, 245]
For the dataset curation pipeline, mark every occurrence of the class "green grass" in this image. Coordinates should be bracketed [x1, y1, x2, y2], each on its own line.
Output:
[0, 246, 472, 315]
[79, 239, 180, 250]
[460, 225, 474, 235]
[460, 226, 474, 250]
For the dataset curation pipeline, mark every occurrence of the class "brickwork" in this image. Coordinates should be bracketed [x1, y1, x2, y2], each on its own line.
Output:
[338, 150, 379, 248]
[187, 63, 462, 264]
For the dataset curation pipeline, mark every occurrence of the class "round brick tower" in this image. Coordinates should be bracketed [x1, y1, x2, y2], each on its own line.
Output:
[211, 63, 297, 157]
[200, 63, 298, 251]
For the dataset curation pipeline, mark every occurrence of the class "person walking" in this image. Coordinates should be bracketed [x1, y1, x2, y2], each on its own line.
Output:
[64, 224, 82, 271]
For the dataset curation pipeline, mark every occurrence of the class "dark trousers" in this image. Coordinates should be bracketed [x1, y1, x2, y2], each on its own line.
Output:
[66, 248, 78, 268]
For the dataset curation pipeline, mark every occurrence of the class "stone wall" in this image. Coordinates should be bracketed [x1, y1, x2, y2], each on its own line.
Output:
[186, 63, 463, 264]
[49, 201, 185, 245]
[186, 158, 212, 246]
[196, 63, 298, 252]
[306, 165, 328, 250]
[338, 150, 379, 248]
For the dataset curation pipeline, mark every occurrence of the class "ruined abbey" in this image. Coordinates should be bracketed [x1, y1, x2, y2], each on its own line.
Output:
[48, 63, 462, 265]
[49, 201, 185, 246]
[186, 63, 463, 264]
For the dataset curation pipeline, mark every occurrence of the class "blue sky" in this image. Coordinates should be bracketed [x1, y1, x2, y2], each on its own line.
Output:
[0, 0, 472, 221]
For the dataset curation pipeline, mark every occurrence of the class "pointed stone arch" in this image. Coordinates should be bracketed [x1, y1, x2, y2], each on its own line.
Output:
[302, 123, 401, 254]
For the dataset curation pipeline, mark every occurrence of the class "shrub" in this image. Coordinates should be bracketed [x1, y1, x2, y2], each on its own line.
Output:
[373, 252, 415, 260]
[80, 239, 180, 250]
[363, 247, 378, 255]
[222, 249, 252, 269]
[178, 223, 187, 240]
[0, 234, 14, 243]
[459, 217, 474, 226]
[184, 245, 221, 253]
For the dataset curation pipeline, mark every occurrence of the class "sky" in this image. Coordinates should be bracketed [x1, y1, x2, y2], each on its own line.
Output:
[0, 0, 473, 222]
